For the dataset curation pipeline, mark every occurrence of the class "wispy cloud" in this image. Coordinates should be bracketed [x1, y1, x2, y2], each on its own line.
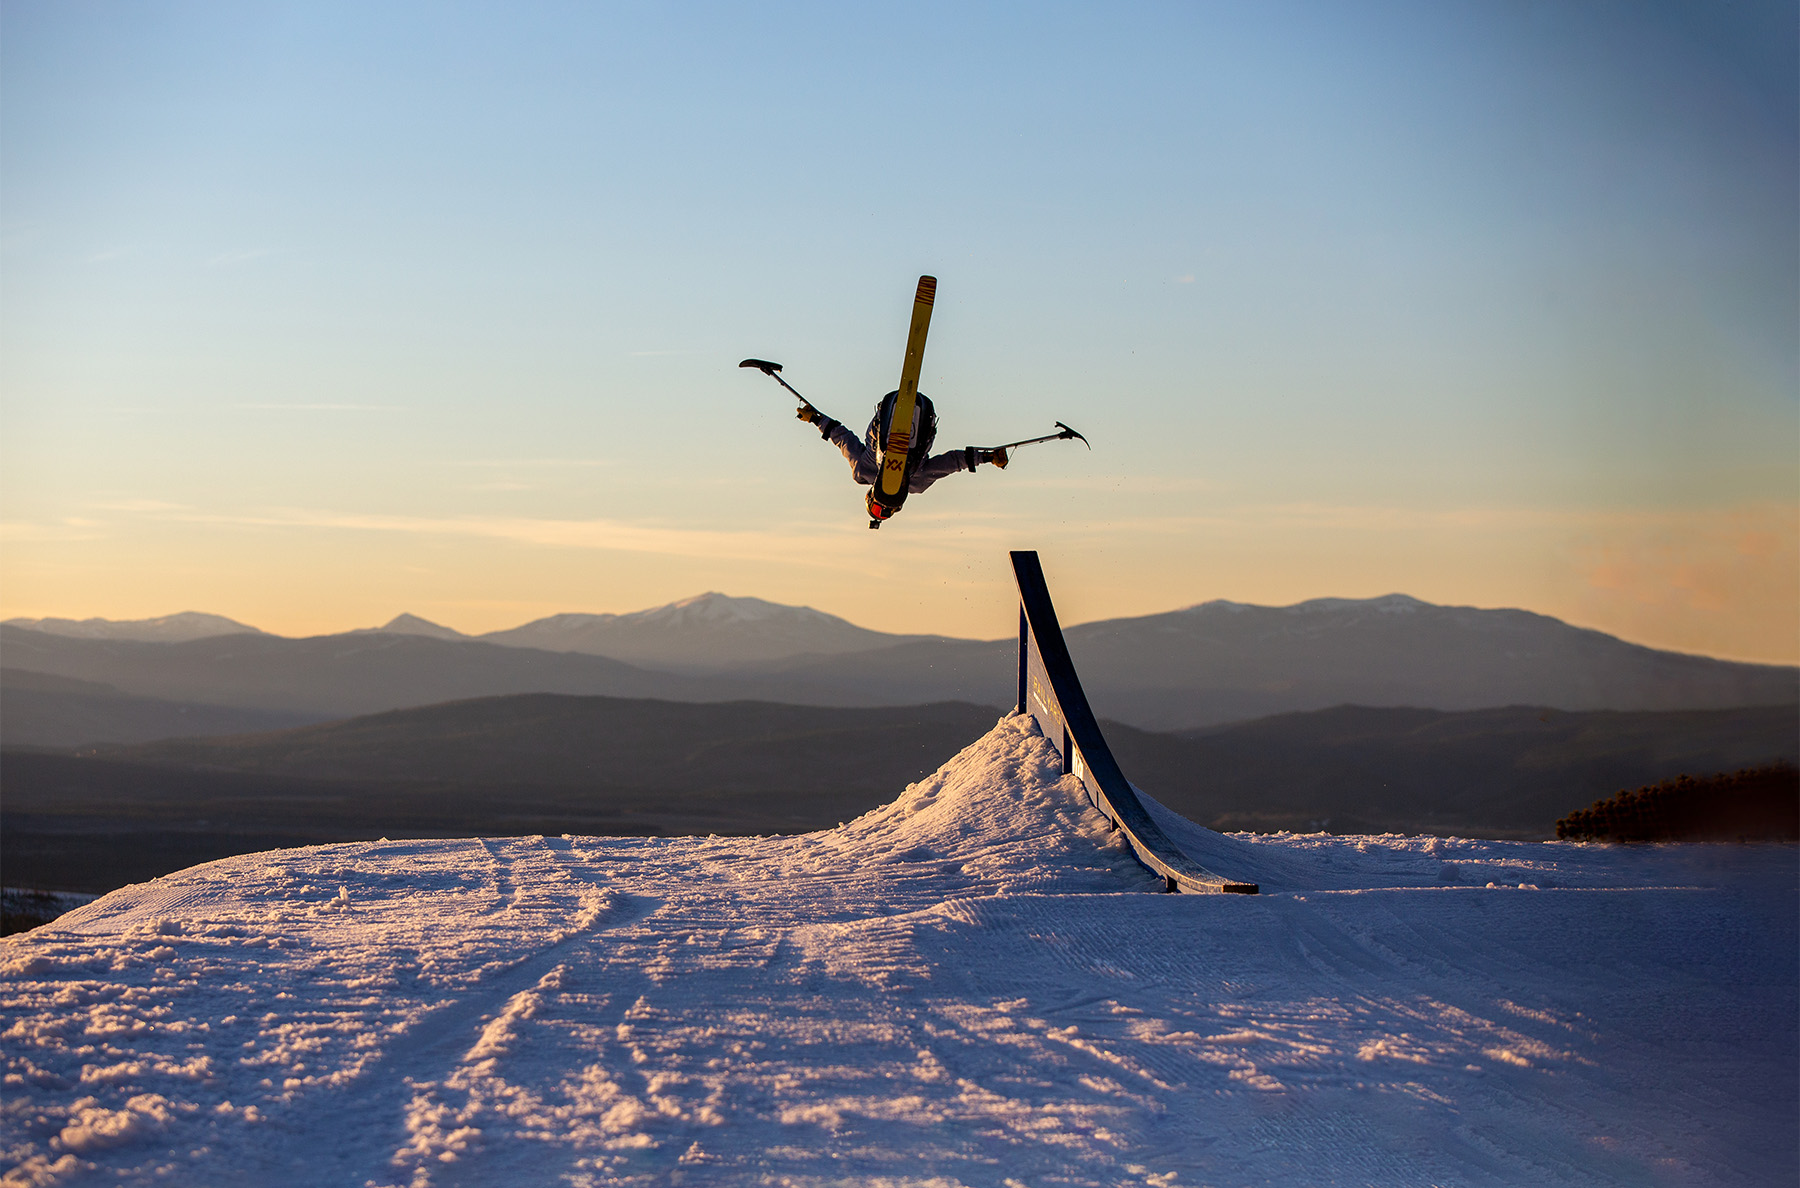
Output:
[129, 505, 865, 569]
[207, 248, 285, 267]
[1572, 503, 1798, 607]
[233, 403, 407, 412]
[448, 458, 612, 469]
[1003, 474, 1225, 494]
[87, 498, 190, 513]
[0, 520, 106, 542]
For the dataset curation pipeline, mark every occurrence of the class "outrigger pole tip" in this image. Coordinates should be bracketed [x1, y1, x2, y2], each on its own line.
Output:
[742, 356, 819, 412]
[1055, 421, 1092, 449]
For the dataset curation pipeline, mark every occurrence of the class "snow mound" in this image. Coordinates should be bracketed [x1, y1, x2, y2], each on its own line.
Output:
[2, 715, 1793, 1187]
[831, 711, 1151, 893]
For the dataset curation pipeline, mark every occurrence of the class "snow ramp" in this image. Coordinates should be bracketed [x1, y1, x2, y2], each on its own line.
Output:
[1011, 550, 1257, 894]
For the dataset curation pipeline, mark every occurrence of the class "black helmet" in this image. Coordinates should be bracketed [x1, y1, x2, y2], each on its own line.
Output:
[864, 390, 938, 459]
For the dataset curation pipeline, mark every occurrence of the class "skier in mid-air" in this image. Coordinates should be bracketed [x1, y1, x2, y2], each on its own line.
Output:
[739, 357, 1088, 527]
[740, 275, 1085, 527]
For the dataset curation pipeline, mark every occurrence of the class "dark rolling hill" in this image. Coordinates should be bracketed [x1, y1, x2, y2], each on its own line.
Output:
[94, 694, 999, 793]
[7, 692, 1794, 896]
[1106, 702, 1800, 838]
[716, 637, 1017, 710]
[2, 696, 1002, 892]
[0, 669, 324, 747]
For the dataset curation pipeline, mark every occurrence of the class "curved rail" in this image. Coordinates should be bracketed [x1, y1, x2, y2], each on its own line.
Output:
[1012, 551, 1257, 894]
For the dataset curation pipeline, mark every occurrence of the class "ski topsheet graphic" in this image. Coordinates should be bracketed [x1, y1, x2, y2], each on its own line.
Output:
[867, 275, 936, 526]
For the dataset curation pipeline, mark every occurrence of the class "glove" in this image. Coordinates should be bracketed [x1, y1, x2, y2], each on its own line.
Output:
[796, 403, 821, 424]
[984, 447, 1009, 469]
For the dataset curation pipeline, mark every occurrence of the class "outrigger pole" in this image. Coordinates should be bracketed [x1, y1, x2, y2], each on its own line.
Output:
[743, 357, 1089, 462]
[989, 421, 1091, 453]
[738, 359, 823, 414]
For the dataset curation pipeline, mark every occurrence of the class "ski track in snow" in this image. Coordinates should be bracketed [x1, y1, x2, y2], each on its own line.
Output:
[2, 713, 1794, 1187]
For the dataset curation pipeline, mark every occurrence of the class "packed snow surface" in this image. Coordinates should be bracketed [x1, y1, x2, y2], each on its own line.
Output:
[3, 715, 1794, 1187]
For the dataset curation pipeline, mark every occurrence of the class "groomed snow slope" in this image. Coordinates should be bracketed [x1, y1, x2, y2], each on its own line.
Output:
[3, 714, 1794, 1187]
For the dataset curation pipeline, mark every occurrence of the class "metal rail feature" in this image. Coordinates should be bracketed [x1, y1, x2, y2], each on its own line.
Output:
[1012, 551, 1258, 894]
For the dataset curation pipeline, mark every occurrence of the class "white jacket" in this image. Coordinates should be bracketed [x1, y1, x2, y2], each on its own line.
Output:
[823, 419, 974, 494]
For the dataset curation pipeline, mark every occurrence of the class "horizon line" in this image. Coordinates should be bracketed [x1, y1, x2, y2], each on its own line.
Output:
[3, 593, 1797, 669]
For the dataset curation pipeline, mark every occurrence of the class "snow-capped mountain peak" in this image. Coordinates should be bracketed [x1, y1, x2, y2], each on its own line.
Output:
[0, 612, 264, 642]
[1181, 593, 1431, 617]
[624, 592, 842, 627]
[478, 593, 921, 669]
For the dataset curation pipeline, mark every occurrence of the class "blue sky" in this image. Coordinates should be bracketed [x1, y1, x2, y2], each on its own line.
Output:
[3, 0, 1794, 659]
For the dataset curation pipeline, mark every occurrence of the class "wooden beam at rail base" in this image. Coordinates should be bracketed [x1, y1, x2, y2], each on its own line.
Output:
[1011, 551, 1258, 895]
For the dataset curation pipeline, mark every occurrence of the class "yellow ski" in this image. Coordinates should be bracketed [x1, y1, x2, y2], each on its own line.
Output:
[869, 275, 936, 518]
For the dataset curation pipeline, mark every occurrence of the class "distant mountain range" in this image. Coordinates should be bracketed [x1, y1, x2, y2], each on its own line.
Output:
[9, 594, 951, 667]
[1, 611, 264, 642]
[0, 628, 709, 722]
[1057, 593, 1798, 729]
[2, 591, 1793, 737]
[477, 593, 950, 668]
[351, 593, 948, 668]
